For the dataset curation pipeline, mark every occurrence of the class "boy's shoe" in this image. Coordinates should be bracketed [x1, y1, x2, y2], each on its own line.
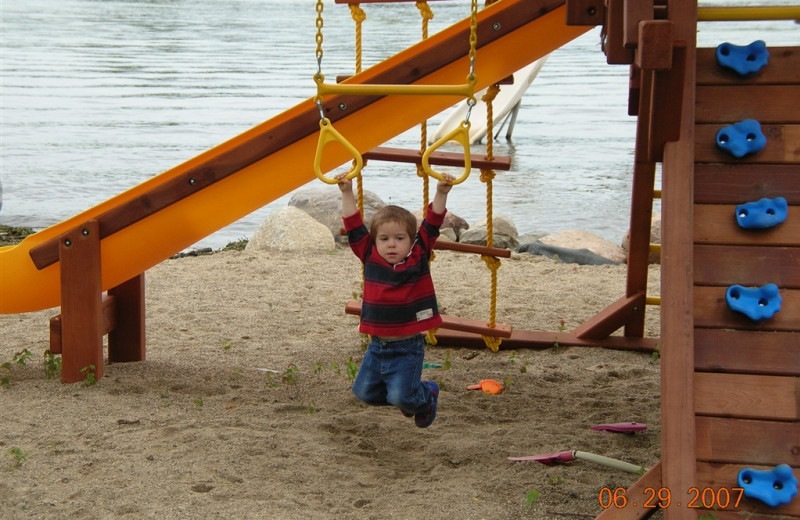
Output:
[400, 409, 414, 418]
[415, 381, 439, 428]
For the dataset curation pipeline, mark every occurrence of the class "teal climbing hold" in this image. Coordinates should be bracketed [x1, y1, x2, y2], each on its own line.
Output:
[716, 40, 769, 76]
[726, 283, 782, 322]
[736, 197, 788, 229]
[716, 119, 766, 158]
[738, 464, 798, 508]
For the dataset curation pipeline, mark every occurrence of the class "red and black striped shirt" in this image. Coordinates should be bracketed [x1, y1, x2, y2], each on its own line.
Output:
[343, 204, 445, 337]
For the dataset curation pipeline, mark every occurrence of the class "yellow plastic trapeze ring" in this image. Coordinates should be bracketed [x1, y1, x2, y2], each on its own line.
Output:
[421, 120, 471, 185]
[313, 118, 364, 184]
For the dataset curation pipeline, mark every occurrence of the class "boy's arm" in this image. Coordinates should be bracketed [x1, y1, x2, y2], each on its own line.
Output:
[336, 174, 358, 217]
[431, 174, 455, 215]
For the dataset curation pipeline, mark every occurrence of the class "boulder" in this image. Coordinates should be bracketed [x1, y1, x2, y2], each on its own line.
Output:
[622, 213, 661, 264]
[246, 206, 336, 252]
[413, 208, 469, 240]
[539, 230, 626, 264]
[518, 241, 621, 265]
[288, 188, 385, 242]
[459, 215, 519, 250]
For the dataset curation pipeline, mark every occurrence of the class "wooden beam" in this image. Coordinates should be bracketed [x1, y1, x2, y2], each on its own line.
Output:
[695, 123, 800, 164]
[696, 85, 800, 124]
[565, 0, 604, 26]
[623, 0, 654, 48]
[694, 286, 800, 332]
[695, 416, 800, 467]
[694, 372, 800, 420]
[658, 1, 697, 516]
[344, 300, 512, 338]
[605, 0, 635, 64]
[363, 146, 512, 170]
[694, 204, 800, 247]
[572, 292, 647, 339]
[635, 20, 672, 70]
[434, 240, 512, 258]
[59, 220, 104, 383]
[694, 163, 800, 204]
[108, 274, 146, 363]
[50, 294, 116, 355]
[694, 245, 800, 288]
[695, 329, 800, 376]
[429, 328, 659, 352]
[696, 46, 800, 86]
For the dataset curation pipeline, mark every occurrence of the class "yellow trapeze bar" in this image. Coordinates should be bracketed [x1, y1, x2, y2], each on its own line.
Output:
[315, 77, 476, 98]
[697, 6, 800, 21]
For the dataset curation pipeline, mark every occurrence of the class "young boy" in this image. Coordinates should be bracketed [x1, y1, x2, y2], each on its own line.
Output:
[336, 172, 455, 427]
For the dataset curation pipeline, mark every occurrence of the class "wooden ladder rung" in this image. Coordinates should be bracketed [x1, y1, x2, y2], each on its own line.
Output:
[345, 301, 512, 338]
[434, 240, 512, 258]
[363, 146, 512, 171]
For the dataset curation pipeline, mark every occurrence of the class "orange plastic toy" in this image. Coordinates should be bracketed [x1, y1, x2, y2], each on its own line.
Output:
[467, 379, 503, 394]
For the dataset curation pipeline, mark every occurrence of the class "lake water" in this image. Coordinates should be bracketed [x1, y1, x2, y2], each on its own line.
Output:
[1, 0, 797, 250]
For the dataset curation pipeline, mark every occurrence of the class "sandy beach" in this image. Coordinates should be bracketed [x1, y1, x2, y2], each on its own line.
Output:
[1, 246, 662, 519]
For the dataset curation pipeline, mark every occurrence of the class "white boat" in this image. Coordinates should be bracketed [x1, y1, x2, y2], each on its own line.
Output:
[428, 56, 548, 145]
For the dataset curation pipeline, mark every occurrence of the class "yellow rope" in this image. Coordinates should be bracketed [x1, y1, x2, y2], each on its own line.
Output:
[479, 84, 502, 351]
[349, 4, 366, 74]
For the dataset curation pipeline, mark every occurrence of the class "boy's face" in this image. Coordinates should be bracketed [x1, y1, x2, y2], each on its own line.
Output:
[374, 220, 412, 265]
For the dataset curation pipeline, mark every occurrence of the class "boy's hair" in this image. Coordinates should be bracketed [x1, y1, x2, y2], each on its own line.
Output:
[370, 205, 417, 239]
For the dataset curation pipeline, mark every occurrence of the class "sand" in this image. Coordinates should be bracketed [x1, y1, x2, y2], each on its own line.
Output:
[1, 247, 663, 519]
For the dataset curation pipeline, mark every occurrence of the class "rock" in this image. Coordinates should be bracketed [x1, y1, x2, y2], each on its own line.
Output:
[413, 209, 470, 239]
[459, 215, 519, 250]
[622, 213, 661, 264]
[539, 230, 626, 264]
[288, 188, 385, 242]
[246, 206, 335, 252]
[517, 241, 621, 265]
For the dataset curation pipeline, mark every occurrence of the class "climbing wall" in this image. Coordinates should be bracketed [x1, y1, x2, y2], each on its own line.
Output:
[691, 43, 800, 517]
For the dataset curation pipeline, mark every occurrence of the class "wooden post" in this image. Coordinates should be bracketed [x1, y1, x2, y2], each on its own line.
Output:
[659, 1, 697, 517]
[59, 220, 104, 383]
[108, 273, 145, 363]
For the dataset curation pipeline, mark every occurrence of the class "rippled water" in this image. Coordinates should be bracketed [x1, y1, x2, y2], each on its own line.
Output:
[1, 0, 797, 249]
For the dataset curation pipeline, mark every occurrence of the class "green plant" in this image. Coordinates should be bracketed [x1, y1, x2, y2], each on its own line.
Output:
[81, 365, 97, 385]
[282, 364, 300, 385]
[193, 397, 204, 408]
[524, 489, 540, 509]
[557, 319, 566, 332]
[651, 343, 661, 361]
[548, 475, 563, 485]
[0, 363, 12, 389]
[5, 447, 29, 468]
[442, 349, 453, 370]
[699, 513, 719, 520]
[345, 357, 359, 383]
[221, 340, 234, 351]
[305, 401, 317, 414]
[13, 349, 32, 366]
[43, 350, 61, 379]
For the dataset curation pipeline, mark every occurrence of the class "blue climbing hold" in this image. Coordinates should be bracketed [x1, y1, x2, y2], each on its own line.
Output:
[738, 464, 798, 508]
[716, 119, 766, 158]
[736, 197, 788, 229]
[726, 283, 782, 322]
[716, 40, 769, 76]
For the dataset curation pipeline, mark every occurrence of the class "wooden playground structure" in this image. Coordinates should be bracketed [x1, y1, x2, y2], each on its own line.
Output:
[1, 0, 797, 517]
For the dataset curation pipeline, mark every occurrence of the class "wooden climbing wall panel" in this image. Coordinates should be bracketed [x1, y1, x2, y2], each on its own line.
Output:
[691, 45, 800, 518]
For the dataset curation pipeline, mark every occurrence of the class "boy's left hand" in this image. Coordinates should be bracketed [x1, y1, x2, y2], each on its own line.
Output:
[437, 173, 456, 194]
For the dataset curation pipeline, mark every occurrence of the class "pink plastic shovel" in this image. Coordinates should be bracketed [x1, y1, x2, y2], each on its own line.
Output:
[508, 450, 646, 474]
[591, 422, 647, 433]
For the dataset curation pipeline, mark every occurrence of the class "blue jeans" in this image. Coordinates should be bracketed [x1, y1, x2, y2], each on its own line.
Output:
[352, 335, 434, 415]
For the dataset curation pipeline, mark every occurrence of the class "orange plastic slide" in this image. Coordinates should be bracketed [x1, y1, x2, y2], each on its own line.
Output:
[0, 1, 588, 314]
